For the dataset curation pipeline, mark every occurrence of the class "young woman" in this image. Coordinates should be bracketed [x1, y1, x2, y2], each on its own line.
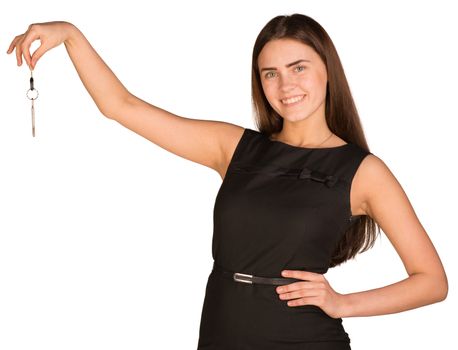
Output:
[7, 13, 448, 349]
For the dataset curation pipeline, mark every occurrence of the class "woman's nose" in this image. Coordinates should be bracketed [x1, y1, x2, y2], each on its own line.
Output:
[279, 74, 296, 92]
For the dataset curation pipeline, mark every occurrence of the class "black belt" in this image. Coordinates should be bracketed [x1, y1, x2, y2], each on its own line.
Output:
[212, 263, 301, 286]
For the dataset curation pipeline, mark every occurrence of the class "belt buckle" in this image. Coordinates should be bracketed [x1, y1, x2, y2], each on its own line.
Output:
[233, 272, 253, 284]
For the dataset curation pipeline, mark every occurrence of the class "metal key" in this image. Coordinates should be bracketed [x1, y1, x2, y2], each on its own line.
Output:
[26, 68, 39, 137]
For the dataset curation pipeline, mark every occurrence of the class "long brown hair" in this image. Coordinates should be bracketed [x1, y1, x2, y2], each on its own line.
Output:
[251, 13, 380, 267]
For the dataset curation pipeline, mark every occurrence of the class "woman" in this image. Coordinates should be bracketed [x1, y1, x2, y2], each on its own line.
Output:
[7, 13, 448, 349]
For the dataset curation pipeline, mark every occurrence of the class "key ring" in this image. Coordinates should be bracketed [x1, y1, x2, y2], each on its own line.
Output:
[26, 68, 39, 137]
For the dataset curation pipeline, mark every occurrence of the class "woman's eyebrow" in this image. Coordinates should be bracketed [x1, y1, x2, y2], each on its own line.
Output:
[260, 59, 311, 72]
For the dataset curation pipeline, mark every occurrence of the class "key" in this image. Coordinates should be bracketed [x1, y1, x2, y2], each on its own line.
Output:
[26, 68, 39, 137]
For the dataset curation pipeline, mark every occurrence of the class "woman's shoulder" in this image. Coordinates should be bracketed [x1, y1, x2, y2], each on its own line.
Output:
[352, 151, 399, 211]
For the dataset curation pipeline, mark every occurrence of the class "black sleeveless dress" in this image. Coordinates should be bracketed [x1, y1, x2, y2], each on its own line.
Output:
[197, 127, 372, 349]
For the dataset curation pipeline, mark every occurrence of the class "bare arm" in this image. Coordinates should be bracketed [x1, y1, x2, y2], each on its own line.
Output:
[7, 21, 244, 176]
[341, 154, 448, 317]
[63, 23, 130, 117]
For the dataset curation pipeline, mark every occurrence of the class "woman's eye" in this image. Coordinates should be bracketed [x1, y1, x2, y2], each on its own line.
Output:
[265, 71, 276, 79]
[295, 65, 306, 72]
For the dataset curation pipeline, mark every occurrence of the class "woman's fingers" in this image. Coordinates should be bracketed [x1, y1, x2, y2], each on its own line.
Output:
[7, 33, 28, 67]
[6, 35, 23, 66]
[8, 22, 70, 70]
[30, 39, 51, 69]
[20, 29, 41, 69]
[6, 35, 19, 54]
[15, 37, 25, 67]
[278, 282, 324, 300]
[7, 25, 38, 68]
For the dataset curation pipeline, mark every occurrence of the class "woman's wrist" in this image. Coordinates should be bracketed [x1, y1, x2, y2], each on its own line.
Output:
[336, 293, 354, 318]
[63, 22, 80, 47]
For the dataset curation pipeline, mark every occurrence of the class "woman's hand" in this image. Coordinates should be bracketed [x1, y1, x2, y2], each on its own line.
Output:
[6, 21, 73, 70]
[276, 270, 347, 319]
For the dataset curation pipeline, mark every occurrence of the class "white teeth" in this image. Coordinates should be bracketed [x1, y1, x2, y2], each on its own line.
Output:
[281, 95, 305, 105]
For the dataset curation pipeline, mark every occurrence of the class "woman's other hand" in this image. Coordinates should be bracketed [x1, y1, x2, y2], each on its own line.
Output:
[276, 270, 347, 319]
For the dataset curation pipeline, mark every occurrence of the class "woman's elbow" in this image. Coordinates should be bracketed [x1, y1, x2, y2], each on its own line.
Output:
[433, 273, 448, 303]
[438, 277, 448, 302]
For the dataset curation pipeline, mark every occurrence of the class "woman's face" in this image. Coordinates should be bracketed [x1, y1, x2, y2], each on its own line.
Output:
[257, 38, 328, 123]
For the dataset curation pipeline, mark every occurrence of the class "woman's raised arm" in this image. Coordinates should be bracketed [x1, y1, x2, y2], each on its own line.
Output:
[7, 21, 243, 178]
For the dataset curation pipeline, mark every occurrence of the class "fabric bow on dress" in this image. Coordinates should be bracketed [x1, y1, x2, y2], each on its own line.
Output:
[298, 167, 338, 188]
[232, 164, 339, 188]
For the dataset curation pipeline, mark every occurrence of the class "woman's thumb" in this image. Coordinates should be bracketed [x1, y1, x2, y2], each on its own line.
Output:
[30, 45, 47, 69]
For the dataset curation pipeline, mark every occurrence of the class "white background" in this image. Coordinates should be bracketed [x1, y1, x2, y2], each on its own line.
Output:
[0, 1, 456, 349]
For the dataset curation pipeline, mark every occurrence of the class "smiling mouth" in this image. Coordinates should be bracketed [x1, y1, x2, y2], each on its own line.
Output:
[281, 94, 305, 105]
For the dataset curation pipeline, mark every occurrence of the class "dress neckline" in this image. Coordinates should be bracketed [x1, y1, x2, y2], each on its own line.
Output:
[253, 129, 351, 150]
